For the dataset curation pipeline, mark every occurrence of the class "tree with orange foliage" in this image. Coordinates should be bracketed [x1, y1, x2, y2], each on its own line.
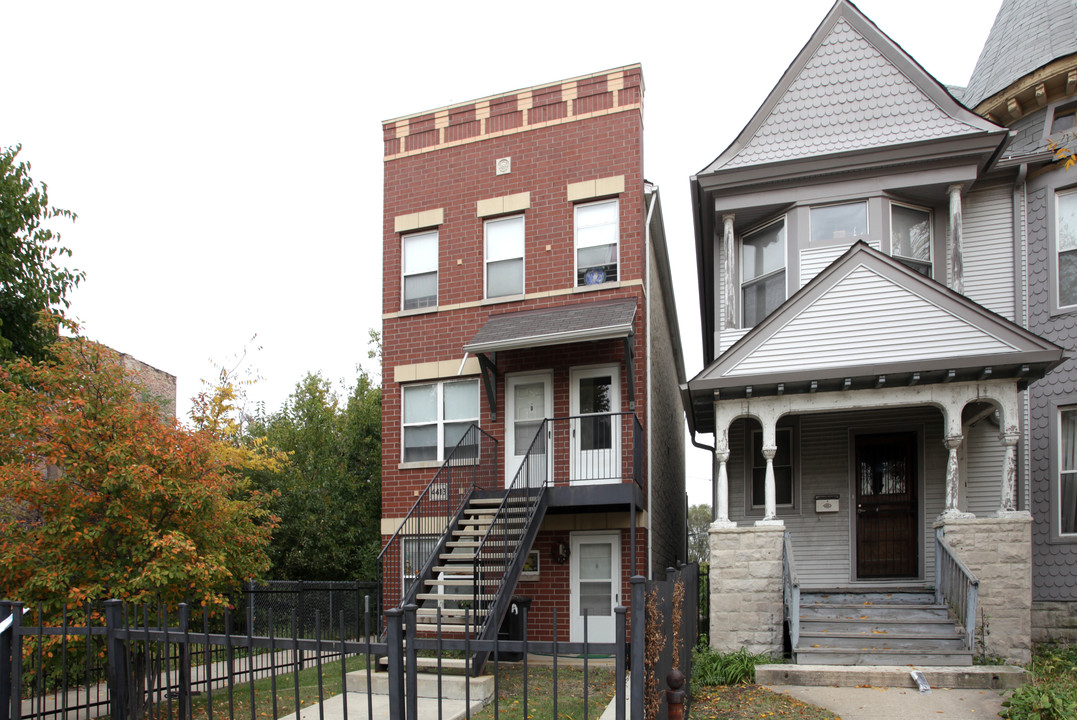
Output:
[0, 334, 277, 612]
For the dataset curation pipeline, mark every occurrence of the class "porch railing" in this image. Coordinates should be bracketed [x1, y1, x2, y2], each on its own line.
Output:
[934, 528, 979, 651]
[471, 420, 551, 665]
[545, 412, 643, 489]
[782, 532, 801, 653]
[376, 424, 497, 623]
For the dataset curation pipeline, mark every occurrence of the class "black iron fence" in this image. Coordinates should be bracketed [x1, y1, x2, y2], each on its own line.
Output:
[244, 580, 377, 642]
[2, 568, 697, 720]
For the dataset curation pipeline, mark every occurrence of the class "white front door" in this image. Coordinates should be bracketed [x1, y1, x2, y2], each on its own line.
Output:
[505, 373, 552, 488]
[570, 366, 621, 484]
[570, 533, 620, 643]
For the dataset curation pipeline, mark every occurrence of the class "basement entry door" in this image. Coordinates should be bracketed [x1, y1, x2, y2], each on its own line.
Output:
[855, 432, 919, 579]
[570, 532, 620, 643]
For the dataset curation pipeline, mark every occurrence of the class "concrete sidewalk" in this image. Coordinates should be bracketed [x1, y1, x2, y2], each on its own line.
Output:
[768, 684, 1007, 719]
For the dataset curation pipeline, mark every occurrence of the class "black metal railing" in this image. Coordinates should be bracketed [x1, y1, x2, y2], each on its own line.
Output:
[471, 420, 551, 658]
[1, 573, 701, 720]
[545, 413, 643, 488]
[376, 424, 497, 622]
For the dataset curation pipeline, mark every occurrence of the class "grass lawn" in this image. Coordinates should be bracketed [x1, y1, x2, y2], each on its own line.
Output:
[470, 665, 617, 720]
[689, 684, 840, 719]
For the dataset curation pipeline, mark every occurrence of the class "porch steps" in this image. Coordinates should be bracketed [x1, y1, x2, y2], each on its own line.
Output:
[795, 589, 972, 666]
[757, 663, 1028, 689]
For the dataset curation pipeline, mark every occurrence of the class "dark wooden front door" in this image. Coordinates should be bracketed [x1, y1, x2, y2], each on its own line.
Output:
[855, 432, 918, 579]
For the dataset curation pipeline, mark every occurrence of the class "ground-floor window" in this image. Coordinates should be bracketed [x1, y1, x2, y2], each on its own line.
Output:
[1060, 408, 1077, 535]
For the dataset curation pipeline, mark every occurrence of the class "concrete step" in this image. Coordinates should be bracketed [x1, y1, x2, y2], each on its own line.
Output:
[795, 647, 973, 666]
[757, 663, 1027, 689]
[373, 655, 470, 671]
[345, 670, 494, 701]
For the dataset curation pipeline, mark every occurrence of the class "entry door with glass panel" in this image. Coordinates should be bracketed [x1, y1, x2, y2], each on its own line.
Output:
[570, 533, 620, 642]
[570, 366, 620, 484]
[855, 432, 918, 579]
[506, 373, 552, 488]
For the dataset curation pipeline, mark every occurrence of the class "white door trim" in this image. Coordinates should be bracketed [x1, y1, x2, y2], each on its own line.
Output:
[569, 531, 621, 643]
[505, 372, 553, 487]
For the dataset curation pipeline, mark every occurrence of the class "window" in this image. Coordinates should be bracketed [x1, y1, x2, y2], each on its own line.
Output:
[750, 427, 794, 509]
[1053, 105, 1077, 135]
[741, 218, 786, 327]
[1057, 190, 1077, 308]
[891, 203, 932, 276]
[402, 230, 438, 310]
[402, 379, 479, 462]
[810, 201, 867, 244]
[1060, 409, 1077, 535]
[485, 215, 524, 297]
[575, 199, 619, 286]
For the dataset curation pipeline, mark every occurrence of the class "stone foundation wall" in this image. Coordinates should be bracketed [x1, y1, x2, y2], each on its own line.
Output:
[939, 515, 1032, 664]
[1032, 601, 1077, 644]
[708, 524, 784, 655]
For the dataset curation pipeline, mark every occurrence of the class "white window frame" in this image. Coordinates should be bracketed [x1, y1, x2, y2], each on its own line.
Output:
[1056, 189, 1077, 311]
[747, 426, 795, 511]
[402, 229, 438, 311]
[740, 216, 787, 328]
[1059, 407, 1077, 537]
[809, 200, 868, 245]
[484, 215, 525, 298]
[574, 198, 619, 287]
[401, 379, 479, 463]
[890, 201, 933, 276]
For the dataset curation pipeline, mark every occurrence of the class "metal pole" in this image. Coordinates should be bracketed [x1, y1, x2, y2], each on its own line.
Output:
[404, 604, 418, 720]
[386, 609, 404, 719]
[104, 600, 128, 720]
[630, 576, 645, 720]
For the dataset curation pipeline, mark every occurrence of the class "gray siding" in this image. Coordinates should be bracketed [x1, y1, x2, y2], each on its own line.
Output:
[724, 408, 946, 587]
[966, 419, 1006, 517]
[964, 185, 1016, 321]
[1006, 109, 1048, 158]
[1026, 182, 1077, 602]
[647, 240, 687, 573]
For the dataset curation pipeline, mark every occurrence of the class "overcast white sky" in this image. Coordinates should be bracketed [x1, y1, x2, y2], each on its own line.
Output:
[1, 0, 1002, 504]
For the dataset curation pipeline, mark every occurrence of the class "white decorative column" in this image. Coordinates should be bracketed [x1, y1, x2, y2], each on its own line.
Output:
[712, 449, 736, 528]
[948, 184, 964, 294]
[722, 213, 737, 330]
[761, 445, 778, 522]
[941, 434, 974, 519]
[998, 432, 1023, 516]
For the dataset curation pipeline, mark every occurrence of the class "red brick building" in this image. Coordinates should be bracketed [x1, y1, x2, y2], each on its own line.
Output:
[379, 65, 686, 644]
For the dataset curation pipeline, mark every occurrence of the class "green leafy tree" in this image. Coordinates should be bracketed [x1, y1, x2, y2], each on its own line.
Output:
[246, 370, 381, 581]
[0, 145, 83, 362]
[688, 503, 712, 565]
[0, 334, 276, 611]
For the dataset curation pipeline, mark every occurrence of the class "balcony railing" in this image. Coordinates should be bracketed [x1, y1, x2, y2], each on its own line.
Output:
[532, 412, 643, 490]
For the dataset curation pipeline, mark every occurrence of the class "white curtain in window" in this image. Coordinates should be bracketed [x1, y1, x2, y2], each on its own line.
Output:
[1061, 410, 1077, 533]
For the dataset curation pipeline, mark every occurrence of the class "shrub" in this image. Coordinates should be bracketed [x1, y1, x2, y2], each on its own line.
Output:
[1001, 645, 1077, 720]
[691, 646, 776, 687]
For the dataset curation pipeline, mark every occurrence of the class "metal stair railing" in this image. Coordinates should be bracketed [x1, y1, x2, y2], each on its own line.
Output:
[934, 527, 980, 651]
[468, 419, 551, 674]
[376, 424, 498, 627]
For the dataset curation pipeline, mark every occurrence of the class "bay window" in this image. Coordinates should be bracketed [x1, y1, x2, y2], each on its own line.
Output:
[742, 218, 786, 327]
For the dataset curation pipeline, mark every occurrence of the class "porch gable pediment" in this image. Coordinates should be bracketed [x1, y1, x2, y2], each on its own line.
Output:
[692, 243, 1063, 391]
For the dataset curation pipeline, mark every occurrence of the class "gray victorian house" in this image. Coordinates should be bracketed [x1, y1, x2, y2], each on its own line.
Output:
[687, 0, 1076, 666]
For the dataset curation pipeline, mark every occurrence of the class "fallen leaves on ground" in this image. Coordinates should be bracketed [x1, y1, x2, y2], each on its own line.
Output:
[690, 684, 839, 719]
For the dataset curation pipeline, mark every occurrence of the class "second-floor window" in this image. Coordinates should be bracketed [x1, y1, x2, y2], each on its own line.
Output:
[402, 230, 438, 310]
[485, 215, 524, 298]
[810, 201, 867, 244]
[402, 379, 479, 462]
[1058, 190, 1077, 308]
[576, 199, 619, 286]
[891, 203, 932, 276]
[742, 218, 786, 327]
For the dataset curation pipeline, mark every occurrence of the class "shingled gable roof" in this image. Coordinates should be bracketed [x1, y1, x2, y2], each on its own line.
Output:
[698, 0, 1003, 176]
[687, 241, 1062, 408]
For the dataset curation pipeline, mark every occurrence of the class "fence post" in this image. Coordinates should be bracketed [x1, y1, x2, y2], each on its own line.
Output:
[385, 609, 405, 720]
[8, 603, 22, 720]
[404, 603, 418, 720]
[178, 604, 191, 720]
[104, 600, 128, 720]
[664, 668, 686, 720]
[0, 602, 11, 720]
[615, 605, 627, 720]
[630, 575, 646, 720]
